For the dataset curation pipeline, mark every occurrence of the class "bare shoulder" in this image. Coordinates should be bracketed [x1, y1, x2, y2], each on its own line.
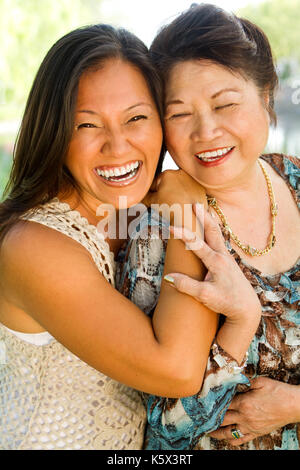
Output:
[1, 219, 96, 291]
[3, 217, 90, 254]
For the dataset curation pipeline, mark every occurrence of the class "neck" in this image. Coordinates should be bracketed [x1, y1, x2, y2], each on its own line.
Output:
[205, 159, 265, 209]
[59, 187, 114, 221]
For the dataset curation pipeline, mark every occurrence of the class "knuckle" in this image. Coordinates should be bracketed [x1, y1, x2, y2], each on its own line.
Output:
[177, 277, 189, 292]
[239, 399, 251, 413]
[252, 377, 264, 387]
[210, 251, 225, 266]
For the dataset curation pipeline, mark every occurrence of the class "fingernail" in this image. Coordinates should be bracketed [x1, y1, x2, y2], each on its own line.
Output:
[193, 202, 204, 217]
[194, 202, 204, 211]
[164, 274, 175, 285]
[170, 226, 183, 238]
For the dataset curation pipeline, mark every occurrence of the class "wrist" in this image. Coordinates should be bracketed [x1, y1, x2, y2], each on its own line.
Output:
[286, 384, 300, 423]
[216, 313, 260, 365]
[225, 302, 262, 329]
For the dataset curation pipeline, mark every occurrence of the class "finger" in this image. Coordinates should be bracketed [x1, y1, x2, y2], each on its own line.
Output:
[170, 226, 220, 273]
[204, 210, 228, 254]
[227, 398, 241, 411]
[224, 433, 254, 447]
[220, 410, 240, 427]
[192, 202, 204, 237]
[209, 425, 248, 444]
[208, 426, 230, 440]
[193, 204, 227, 255]
[248, 376, 266, 390]
[163, 272, 213, 303]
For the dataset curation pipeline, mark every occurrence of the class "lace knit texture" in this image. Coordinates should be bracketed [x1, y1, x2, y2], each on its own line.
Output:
[0, 199, 146, 450]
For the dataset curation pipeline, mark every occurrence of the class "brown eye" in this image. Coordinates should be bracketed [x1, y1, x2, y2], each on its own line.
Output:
[76, 123, 97, 130]
[128, 115, 147, 123]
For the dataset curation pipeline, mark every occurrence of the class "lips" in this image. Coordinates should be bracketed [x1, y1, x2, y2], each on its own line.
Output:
[195, 146, 234, 162]
[195, 146, 235, 167]
[94, 160, 142, 187]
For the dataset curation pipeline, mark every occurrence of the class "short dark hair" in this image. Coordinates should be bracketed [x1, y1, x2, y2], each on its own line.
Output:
[150, 3, 278, 124]
[0, 24, 165, 243]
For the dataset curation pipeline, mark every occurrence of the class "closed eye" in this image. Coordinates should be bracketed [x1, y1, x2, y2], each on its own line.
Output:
[168, 113, 191, 120]
[215, 103, 237, 111]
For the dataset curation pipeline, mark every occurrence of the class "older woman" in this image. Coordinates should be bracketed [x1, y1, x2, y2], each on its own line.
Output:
[117, 4, 300, 450]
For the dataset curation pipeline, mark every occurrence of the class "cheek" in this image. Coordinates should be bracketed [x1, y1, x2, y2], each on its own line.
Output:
[65, 138, 97, 171]
[140, 124, 163, 167]
[165, 124, 182, 154]
[164, 124, 190, 170]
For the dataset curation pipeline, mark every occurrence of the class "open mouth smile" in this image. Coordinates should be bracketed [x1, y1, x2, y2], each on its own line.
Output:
[195, 146, 235, 166]
[94, 160, 142, 186]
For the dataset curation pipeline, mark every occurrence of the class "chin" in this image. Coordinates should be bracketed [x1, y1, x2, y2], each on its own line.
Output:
[111, 193, 145, 210]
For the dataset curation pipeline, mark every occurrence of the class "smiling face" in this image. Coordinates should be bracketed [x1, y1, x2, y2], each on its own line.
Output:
[65, 58, 163, 210]
[164, 60, 270, 190]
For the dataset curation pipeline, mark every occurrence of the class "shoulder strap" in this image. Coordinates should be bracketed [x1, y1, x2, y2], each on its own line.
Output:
[21, 198, 115, 286]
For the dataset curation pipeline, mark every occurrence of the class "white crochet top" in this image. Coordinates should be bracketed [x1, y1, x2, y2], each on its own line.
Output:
[0, 198, 146, 450]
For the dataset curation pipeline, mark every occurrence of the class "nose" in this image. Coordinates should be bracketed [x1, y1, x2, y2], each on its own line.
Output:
[190, 113, 223, 143]
[101, 128, 132, 159]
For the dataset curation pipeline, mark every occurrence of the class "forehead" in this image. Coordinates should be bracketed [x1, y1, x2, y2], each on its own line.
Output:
[166, 60, 247, 99]
[76, 59, 153, 109]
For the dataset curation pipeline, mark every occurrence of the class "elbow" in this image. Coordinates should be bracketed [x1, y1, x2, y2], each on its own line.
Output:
[166, 362, 204, 398]
[175, 374, 204, 398]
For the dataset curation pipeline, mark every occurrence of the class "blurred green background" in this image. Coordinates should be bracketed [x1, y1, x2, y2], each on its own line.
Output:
[1, 0, 300, 198]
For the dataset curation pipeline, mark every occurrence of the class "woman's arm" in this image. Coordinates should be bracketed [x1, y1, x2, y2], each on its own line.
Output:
[0, 199, 216, 398]
[117, 206, 260, 449]
[167, 208, 262, 363]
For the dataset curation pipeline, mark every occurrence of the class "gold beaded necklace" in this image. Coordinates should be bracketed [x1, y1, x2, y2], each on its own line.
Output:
[207, 159, 278, 257]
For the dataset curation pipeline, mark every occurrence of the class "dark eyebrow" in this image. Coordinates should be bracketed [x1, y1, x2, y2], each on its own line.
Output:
[77, 102, 152, 115]
[78, 109, 99, 115]
[165, 99, 184, 108]
[126, 102, 152, 111]
[211, 88, 240, 99]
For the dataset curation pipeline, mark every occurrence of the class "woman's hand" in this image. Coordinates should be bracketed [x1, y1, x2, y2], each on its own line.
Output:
[208, 377, 300, 446]
[165, 206, 261, 323]
[143, 169, 207, 208]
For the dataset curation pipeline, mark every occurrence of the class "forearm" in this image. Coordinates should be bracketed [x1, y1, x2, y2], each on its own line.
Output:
[145, 344, 250, 449]
[153, 235, 218, 392]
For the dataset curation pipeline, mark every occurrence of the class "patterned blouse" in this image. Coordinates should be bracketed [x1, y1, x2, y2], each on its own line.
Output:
[116, 154, 300, 450]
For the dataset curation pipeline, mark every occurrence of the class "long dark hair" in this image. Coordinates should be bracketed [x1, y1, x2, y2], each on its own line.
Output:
[0, 24, 165, 243]
[150, 3, 278, 124]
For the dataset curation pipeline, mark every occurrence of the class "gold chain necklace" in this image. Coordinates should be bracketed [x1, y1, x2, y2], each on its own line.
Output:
[207, 160, 278, 257]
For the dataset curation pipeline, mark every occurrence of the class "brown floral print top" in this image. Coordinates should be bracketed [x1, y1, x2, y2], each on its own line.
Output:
[116, 154, 300, 450]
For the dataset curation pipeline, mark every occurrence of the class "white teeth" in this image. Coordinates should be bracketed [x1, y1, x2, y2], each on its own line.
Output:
[96, 161, 140, 180]
[196, 147, 233, 161]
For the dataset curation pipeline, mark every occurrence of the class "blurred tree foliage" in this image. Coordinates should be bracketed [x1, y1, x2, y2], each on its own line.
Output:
[238, 0, 300, 64]
[0, 0, 103, 120]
